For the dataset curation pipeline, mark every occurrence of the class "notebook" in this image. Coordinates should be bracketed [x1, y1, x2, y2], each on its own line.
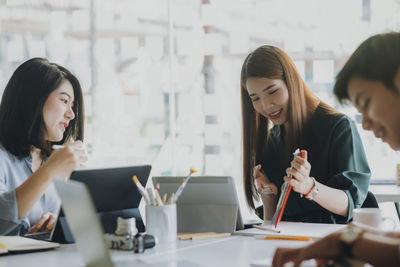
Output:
[0, 236, 59, 255]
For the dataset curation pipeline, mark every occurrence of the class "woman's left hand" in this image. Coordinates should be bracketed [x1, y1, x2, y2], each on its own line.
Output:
[283, 150, 314, 195]
[28, 212, 57, 233]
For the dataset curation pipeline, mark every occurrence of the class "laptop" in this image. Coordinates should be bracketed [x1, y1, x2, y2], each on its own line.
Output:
[54, 179, 128, 267]
[26, 165, 151, 243]
[54, 179, 204, 267]
[152, 176, 255, 233]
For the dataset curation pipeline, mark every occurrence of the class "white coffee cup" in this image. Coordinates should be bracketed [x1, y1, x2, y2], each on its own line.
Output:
[145, 204, 177, 244]
[353, 208, 395, 230]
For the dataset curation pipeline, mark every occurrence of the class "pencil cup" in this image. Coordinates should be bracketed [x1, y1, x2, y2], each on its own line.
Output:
[145, 204, 177, 244]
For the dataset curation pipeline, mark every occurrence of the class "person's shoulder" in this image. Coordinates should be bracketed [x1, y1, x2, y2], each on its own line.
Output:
[0, 144, 20, 164]
[313, 105, 354, 129]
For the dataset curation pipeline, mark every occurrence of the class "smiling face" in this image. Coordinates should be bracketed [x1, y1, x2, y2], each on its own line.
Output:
[42, 80, 75, 142]
[246, 77, 290, 126]
[348, 72, 400, 150]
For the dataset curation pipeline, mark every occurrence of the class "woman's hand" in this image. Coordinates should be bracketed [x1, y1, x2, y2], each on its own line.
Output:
[42, 141, 88, 179]
[253, 164, 278, 195]
[284, 150, 314, 195]
[28, 212, 57, 233]
[272, 231, 342, 267]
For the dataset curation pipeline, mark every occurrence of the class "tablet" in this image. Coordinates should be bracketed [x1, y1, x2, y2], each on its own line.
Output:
[70, 165, 151, 212]
[152, 176, 244, 233]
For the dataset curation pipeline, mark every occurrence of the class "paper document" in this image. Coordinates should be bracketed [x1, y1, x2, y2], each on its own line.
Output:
[234, 221, 345, 239]
[0, 236, 59, 254]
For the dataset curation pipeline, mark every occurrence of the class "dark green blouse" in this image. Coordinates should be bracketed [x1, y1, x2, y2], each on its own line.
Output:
[261, 105, 370, 224]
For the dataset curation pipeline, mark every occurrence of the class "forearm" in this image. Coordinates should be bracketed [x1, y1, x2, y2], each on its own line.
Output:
[260, 194, 277, 220]
[353, 232, 400, 267]
[312, 181, 349, 217]
[15, 166, 52, 218]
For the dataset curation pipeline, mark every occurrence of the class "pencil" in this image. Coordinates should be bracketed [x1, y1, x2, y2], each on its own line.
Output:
[147, 187, 156, 206]
[156, 182, 160, 192]
[167, 193, 175, 204]
[154, 189, 163, 206]
[162, 193, 167, 204]
[264, 235, 312, 241]
[174, 168, 197, 202]
[253, 225, 281, 233]
[132, 175, 150, 205]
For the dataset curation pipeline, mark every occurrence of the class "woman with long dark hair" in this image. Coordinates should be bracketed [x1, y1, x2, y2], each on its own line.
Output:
[241, 46, 370, 223]
[0, 58, 87, 235]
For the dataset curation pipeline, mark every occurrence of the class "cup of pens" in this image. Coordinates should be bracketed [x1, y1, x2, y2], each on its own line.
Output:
[132, 175, 178, 244]
[145, 204, 177, 244]
[132, 168, 196, 244]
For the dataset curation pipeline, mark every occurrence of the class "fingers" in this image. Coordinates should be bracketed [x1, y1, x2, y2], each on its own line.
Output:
[291, 157, 311, 175]
[272, 247, 302, 267]
[253, 164, 263, 179]
[284, 176, 301, 188]
[29, 213, 52, 233]
[45, 213, 57, 230]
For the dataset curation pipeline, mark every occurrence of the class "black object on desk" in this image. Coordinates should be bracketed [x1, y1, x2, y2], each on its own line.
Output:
[55, 165, 151, 243]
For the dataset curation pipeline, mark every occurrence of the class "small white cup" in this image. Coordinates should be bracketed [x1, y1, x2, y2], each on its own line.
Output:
[353, 208, 395, 230]
[145, 204, 177, 244]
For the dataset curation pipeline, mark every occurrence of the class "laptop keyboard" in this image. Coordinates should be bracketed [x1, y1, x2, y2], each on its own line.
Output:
[24, 231, 51, 241]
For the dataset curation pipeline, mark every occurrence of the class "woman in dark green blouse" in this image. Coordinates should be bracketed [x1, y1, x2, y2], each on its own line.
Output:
[241, 45, 370, 224]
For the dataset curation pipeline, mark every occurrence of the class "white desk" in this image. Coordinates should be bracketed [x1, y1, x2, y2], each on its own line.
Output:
[370, 185, 400, 221]
[0, 235, 306, 267]
[0, 223, 345, 267]
[370, 185, 400, 203]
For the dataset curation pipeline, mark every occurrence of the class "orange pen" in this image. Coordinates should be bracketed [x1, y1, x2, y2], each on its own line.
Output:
[271, 149, 307, 228]
[264, 235, 312, 242]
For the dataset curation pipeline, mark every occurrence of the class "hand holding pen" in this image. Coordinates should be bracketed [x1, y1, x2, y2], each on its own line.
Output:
[43, 141, 88, 179]
[284, 150, 313, 195]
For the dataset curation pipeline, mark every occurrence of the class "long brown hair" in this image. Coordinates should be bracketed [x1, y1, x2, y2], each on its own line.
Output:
[241, 45, 330, 210]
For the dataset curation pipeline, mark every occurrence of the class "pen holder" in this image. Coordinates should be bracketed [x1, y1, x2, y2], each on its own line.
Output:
[145, 204, 177, 244]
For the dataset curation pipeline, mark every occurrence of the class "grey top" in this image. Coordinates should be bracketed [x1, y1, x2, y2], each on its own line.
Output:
[0, 145, 60, 235]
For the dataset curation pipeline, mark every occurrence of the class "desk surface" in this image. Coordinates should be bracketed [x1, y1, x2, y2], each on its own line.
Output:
[370, 185, 400, 203]
[0, 235, 310, 267]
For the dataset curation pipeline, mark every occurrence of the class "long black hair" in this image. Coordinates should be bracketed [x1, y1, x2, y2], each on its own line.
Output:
[0, 58, 84, 158]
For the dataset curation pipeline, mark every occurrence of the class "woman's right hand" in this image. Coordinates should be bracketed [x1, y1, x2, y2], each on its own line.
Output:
[42, 141, 88, 179]
[253, 164, 278, 195]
